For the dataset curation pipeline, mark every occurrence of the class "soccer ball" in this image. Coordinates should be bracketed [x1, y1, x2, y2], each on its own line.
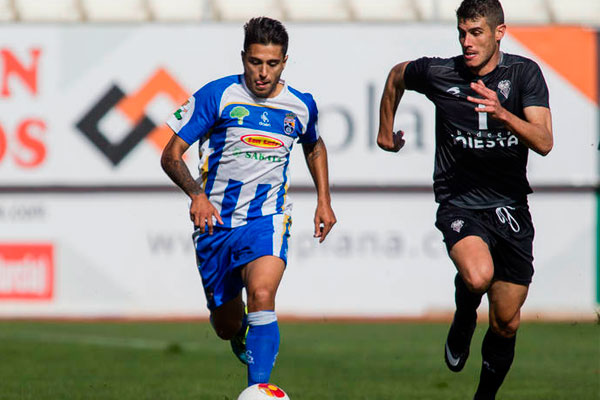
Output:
[237, 383, 290, 400]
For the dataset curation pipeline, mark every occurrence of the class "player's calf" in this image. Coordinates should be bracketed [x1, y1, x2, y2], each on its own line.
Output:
[245, 310, 280, 386]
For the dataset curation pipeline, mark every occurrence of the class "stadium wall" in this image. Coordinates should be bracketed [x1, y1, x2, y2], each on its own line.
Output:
[0, 24, 597, 319]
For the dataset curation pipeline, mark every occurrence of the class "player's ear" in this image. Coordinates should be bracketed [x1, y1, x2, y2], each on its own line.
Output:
[241, 50, 246, 61]
[495, 23, 506, 42]
[282, 54, 288, 66]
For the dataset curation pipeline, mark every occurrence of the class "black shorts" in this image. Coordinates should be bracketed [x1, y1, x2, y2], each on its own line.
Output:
[435, 202, 535, 285]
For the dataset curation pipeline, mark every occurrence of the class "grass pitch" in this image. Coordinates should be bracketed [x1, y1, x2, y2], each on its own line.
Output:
[0, 320, 597, 399]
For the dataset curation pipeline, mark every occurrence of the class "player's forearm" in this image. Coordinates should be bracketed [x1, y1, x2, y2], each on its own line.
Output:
[500, 111, 553, 156]
[377, 62, 408, 150]
[303, 138, 332, 205]
[160, 153, 204, 199]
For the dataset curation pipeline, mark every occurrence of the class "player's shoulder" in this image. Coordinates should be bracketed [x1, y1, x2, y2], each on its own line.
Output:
[500, 53, 542, 72]
[407, 56, 462, 80]
[286, 84, 317, 112]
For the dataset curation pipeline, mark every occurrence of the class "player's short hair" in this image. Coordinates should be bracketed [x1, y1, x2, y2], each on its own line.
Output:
[456, 0, 504, 29]
[243, 17, 289, 56]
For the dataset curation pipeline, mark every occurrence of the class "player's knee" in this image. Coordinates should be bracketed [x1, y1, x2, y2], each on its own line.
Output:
[247, 287, 275, 310]
[213, 322, 239, 340]
[490, 316, 520, 338]
[461, 269, 492, 294]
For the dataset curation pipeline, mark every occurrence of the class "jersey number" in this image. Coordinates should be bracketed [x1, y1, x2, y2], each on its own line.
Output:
[478, 104, 488, 130]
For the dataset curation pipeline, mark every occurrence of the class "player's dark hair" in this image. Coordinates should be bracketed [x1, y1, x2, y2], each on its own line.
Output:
[456, 0, 504, 29]
[243, 17, 289, 56]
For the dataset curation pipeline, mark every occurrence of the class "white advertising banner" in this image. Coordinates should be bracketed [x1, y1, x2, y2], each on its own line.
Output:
[0, 192, 594, 318]
[0, 25, 596, 187]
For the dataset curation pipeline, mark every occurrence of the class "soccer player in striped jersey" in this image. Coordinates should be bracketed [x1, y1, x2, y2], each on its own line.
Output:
[161, 17, 336, 386]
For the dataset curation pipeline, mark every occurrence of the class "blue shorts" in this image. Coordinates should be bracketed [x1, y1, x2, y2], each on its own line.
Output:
[192, 213, 292, 310]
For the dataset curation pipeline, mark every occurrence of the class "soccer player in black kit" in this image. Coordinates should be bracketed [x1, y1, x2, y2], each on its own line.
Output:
[377, 0, 553, 399]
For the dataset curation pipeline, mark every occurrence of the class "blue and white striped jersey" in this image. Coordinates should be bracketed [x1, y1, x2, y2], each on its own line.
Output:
[167, 74, 319, 228]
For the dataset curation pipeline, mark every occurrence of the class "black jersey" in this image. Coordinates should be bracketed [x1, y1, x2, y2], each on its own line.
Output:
[404, 52, 550, 208]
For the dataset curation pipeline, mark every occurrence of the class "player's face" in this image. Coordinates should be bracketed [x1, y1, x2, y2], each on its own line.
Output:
[458, 17, 505, 75]
[242, 43, 287, 98]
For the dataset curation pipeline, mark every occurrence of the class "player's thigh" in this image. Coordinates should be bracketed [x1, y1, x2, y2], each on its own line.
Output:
[487, 280, 529, 336]
[449, 235, 494, 293]
[241, 255, 285, 312]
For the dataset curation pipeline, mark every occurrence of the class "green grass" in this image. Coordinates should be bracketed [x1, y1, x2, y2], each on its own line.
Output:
[0, 321, 597, 399]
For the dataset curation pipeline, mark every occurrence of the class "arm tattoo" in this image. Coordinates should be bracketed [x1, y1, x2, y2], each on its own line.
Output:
[161, 156, 202, 196]
[304, 138, 324, 162]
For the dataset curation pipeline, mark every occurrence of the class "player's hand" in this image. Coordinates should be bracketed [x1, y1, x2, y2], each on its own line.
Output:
[189, 194, 223, 235]
[377, 130, 405, 152]
[313, 202, 336, 243]
[467, 80, 508, 122]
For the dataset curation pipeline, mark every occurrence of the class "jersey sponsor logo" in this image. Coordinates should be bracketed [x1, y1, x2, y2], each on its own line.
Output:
[230, 106, 250, 125]
[453, 130, 519, 149]
[283, 112, 296, 135]
[241, 134, 284, 149]
[173, 99, 191, 120]
[497, 80, 511, 99]
[451, 219, 464, 233]
[232, 147, 284, 163]
[446, 86, 461, 96]
[259, 111, 271, 127]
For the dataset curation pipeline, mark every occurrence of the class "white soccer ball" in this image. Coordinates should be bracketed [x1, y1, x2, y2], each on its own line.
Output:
[237, 383, 290, 400]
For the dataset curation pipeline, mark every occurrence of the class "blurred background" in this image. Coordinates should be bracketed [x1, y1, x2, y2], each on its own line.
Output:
[0, 0, 597, 321]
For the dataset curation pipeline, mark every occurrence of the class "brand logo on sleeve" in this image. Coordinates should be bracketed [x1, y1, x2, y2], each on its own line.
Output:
[174, 99, 191, 120]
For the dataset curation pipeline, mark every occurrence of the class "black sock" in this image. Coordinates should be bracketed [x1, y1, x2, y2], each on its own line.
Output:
[474, 328, 517, 400]
[454, 274, 483, 329]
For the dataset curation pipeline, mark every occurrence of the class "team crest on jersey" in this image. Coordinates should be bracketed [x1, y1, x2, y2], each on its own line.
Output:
[230, 106, 250, 125]
[283, 113, 296, 135]
[173, 100, 191, 120]
[497, 80, 511, 100]
[451, 219, 465, 233]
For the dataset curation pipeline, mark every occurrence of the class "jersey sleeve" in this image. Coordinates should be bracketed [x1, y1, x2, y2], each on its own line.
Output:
[166, 81, 223, 145]
[403, 57, 433, 94]
[297, 93, 320, 144]
[521, 60, 550, 108]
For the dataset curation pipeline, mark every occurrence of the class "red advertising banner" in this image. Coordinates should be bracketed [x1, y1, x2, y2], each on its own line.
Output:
[0, 243, 54, 300]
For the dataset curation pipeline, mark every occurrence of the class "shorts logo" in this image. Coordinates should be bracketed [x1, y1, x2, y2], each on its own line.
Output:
[230, 106, 250, 125]
[451, 219, 464, 233]
[283, 113, 296, 135]
[241, 134, 283, 149]
[498, 80, 511, 99]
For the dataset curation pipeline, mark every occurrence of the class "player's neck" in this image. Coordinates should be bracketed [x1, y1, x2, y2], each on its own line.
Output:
[471, 50, 502, 77]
